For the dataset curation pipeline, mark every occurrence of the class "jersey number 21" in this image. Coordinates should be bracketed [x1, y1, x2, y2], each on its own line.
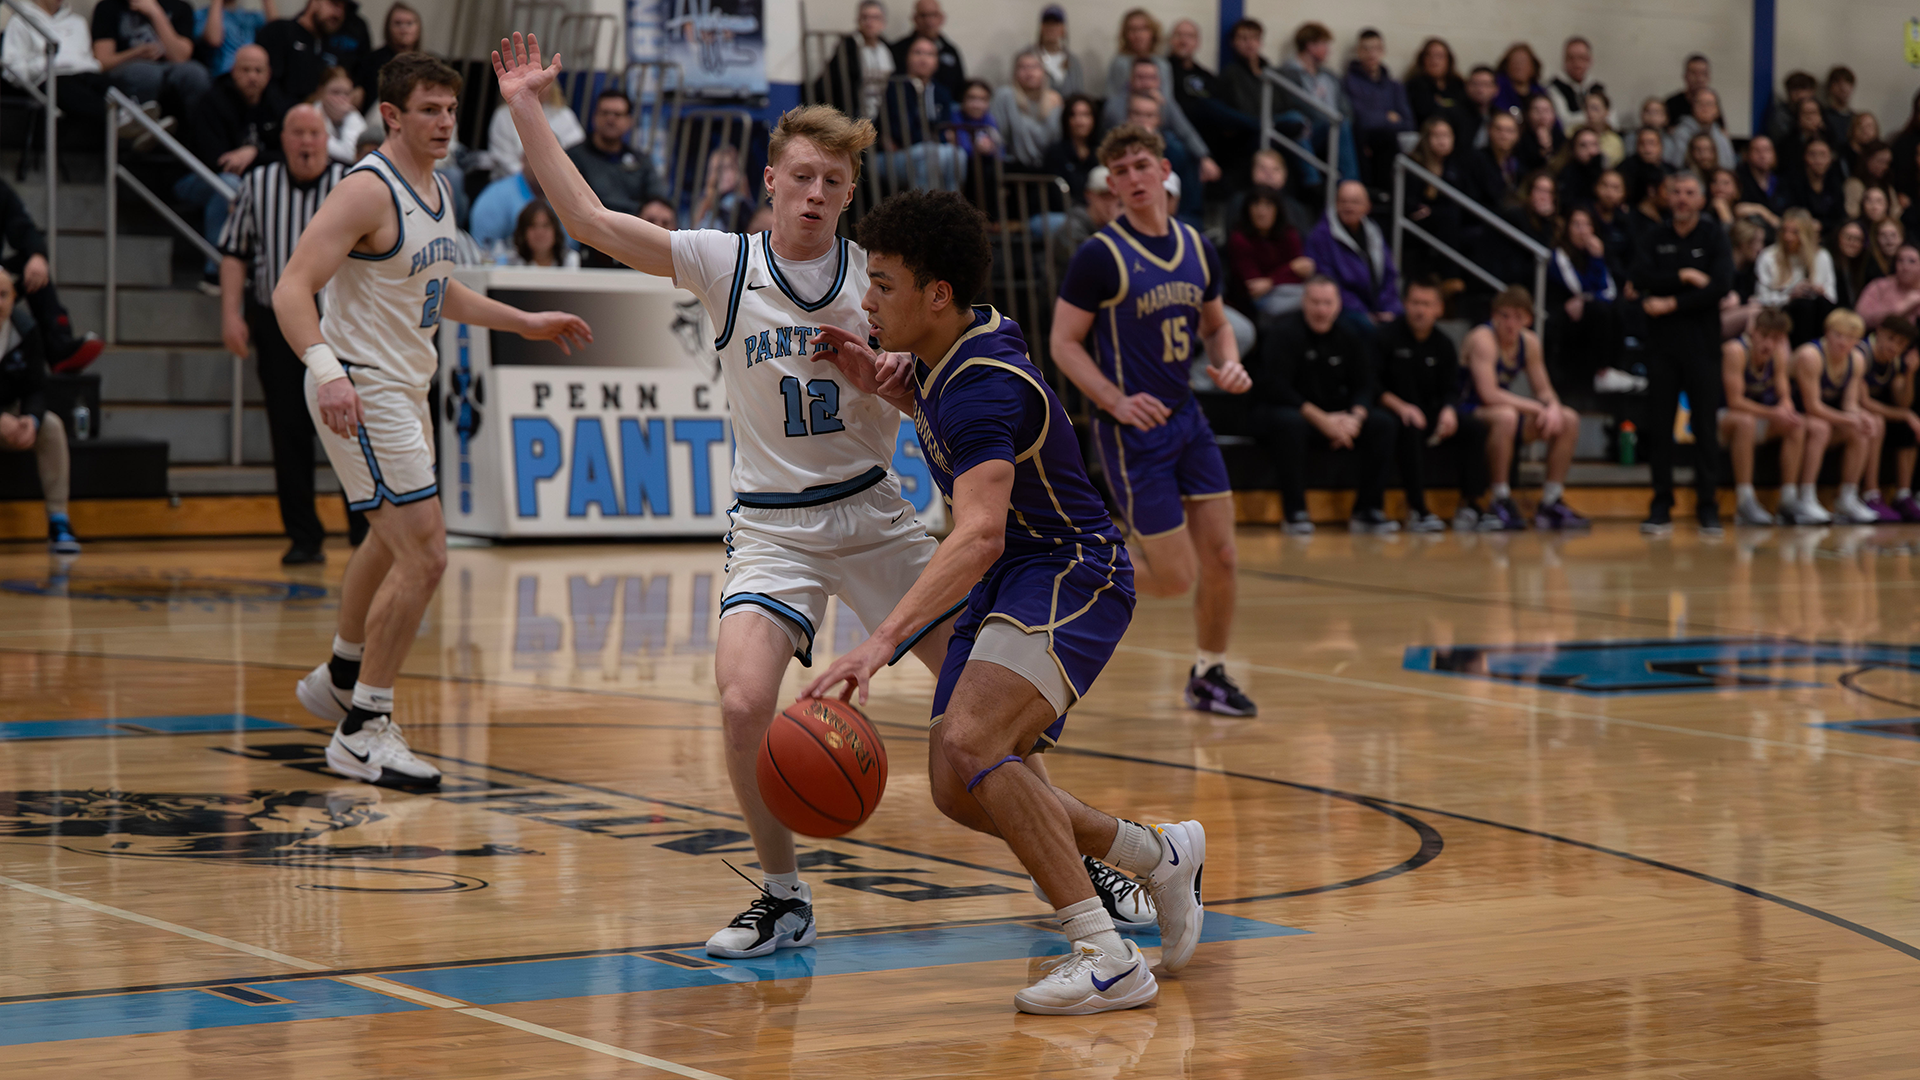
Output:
[419, 276, 451, 329]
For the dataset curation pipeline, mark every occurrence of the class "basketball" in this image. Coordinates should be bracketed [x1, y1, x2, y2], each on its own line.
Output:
[756, 697, 889, 838]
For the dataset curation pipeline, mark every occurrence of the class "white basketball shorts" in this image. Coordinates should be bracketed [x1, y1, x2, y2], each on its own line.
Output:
[720, 468, 940, 665]
[305, 364, 437, 512]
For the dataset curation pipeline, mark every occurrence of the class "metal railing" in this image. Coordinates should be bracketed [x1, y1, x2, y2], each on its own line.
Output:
[668, 107, 758, 227]
[1259, 67, 1341, 220]
[622, 60, 685, 160]
[105, 88, 246, 464]
[1390, 154, 1549, 331]
[2, 0, 57, 275]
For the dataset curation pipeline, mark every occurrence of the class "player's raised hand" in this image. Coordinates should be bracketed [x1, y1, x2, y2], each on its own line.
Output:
[812, 324, 886, 391]
[521, 310, 594, 354]
[1205, 357, 1252, 394]
[1108, 391, 1171, 431]
[314, 378, 365, 439]
[802, 635, 893, 706]
[492, 32, 562, 107]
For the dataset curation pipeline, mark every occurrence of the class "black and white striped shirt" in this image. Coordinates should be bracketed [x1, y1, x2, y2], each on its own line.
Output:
[218, 159, 350, 308]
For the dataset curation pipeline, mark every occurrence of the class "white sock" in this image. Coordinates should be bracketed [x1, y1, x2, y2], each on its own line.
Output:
[1840, 483, 1860, 501]
[1779, 483, 1797, 503]
[764, 871, 801, 894]
[1104, 819, 1162, 877]
[1899, 488, 1912, 500]
[351, 683, 395, 715]
[1736, 483, 1756, 502]
[1057, 896, 1126, 957]
[332, 635, 364, 661]
[1542, 481, 1564, 505]
[1866, 489, 1882, 502]
[1192, 650, 1226, 676]
[1492, 482, 1512, 500]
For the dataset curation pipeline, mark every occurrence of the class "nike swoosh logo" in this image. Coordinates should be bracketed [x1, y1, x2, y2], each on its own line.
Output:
[747, 282, 769, 290]
[341, 743, 371, 763]
[791, 928, 806, 943]
[1166, 835, 1179, 866]
[404, 207, 415, 216]
[1091, 964, 1137, 992]
[890, 512, 905, 524]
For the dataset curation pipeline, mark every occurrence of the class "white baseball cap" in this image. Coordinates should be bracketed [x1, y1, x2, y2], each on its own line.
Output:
[1162, 171, 1181, 197]
[1086, 165, 1110, 194]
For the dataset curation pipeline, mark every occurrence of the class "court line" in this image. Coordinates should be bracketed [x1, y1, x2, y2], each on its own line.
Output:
[0, 871, 736, 1077]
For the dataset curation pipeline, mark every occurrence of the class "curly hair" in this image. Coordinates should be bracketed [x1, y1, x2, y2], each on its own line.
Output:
[856, 190, 992, 304]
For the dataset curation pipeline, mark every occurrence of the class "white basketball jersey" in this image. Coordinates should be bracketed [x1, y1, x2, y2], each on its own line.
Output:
[320, 151, 462, 389]
[708, 231, 896, 495]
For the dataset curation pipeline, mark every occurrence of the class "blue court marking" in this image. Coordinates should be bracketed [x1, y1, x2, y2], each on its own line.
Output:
[1403, 637, 1920, 696]
[0, 978, 424, 1047]
[385, 911, 1304, 1005]
[0, 715, 297, 741]
[1812, 718, 1920, 742]
[4, 914, 1303, 1045]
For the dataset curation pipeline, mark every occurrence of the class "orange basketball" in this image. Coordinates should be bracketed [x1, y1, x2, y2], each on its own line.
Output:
[756, 696, 889, 838]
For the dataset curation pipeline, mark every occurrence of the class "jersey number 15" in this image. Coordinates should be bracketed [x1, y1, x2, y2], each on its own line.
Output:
[1161, 317, 1192, 363]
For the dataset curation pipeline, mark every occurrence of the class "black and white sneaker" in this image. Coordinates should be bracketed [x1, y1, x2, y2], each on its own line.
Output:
[325, 715, 442, 787]
[296, 662, 352, 722]
[1641, 505, 1674, 536]
[706, 880, 816, 958]
[1031, 857, 1160, 934]
[1185, 664, 1256, 716]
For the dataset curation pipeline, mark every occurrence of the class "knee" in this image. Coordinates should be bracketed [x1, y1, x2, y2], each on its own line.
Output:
[1483, 407, 1517, 435]
[718, 687, 778, 755]
[936, 719, 1000, 786]
[35, 411, 63, 447]
[1138, 561, 1194, 597]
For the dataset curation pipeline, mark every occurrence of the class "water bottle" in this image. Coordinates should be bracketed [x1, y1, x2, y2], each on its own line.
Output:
[1618, 421, 1636, 466]
[72, 404, 90, 440]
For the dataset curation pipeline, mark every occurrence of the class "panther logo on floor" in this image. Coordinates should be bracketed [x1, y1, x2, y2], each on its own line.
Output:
[0, 788, 538, 892]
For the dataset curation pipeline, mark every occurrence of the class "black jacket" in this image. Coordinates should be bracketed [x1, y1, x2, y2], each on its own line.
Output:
[889, 33, 965, 103]
[812, 34, 868, 115]
[1378, 319, 1461, 416]
[1256, 311, 1375, 411]
[1407, 73, 1466, 126]
[0, 178, 47, 260]
[256, 17, 335, 105]
[192, 74, 291, 170]
[1628, 213, 1734, 333]
[0, 304, 46, 421]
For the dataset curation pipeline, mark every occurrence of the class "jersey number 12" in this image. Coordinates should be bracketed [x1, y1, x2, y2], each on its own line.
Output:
[779, 376, 845, 437]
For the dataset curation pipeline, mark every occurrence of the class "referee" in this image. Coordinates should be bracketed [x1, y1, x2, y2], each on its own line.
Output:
[218, 103, 365, 564]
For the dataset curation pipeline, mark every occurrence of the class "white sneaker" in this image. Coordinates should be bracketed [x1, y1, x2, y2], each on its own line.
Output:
[1836, 491, 1880, 524]
[1031, 857, 1160, 934]
[1782, 495, 1832, 525]
[1014, 940, 1158, 1015]
[1735, 499, 1775, 527]
[1144, 820, 1206, 972]
[326, 715, 442, 787]
[296, 662, 351, 722]
[706, 881, 816, 958]
[1593, 367, 1649, 394]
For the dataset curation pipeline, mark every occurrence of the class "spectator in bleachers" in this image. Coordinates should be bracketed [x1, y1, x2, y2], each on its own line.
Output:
[1255, 275, 1398, 533]
[1718, 307, 1824, 525]
[1378, 277, 1482, 531]
[890, 0, 965, 103]
[948, 78, 1001, 210]
[816, 0, 890, 119]
[1708, 167, 1779, 237]
[0, 175, 99, 373]
[992, 50, 1060, 171]
[1629, 142, 1671, 236]
[92, 0, 211, 116]
[1548, 206, 1629, 396]
[1663, 54, 1712, 132]
[1824, 66, 1857, 145]
[692, 144, 754, 232]
[1581, 91, 1624, 167]
[1492, 43, 1546, 120]
[1768, 71, 1818, 145]
[1222, 149, 1312, 241]
[196, 0, 276, 76]
[3, 0, 112, 137]
[1343, 28, 1412, 194]
[1781, 97, 1832, 174]
[1304, 180, 1402, 333]
[1736, 135, 1789, 227]
[1831, 220, 1870, 309]
[1590, 168, 1634, 265]
[566, 90, 664, 218]
[1791, 307, 1880, 523]
[254, 0, 342, 105]
[1891, 92, 1920, 199]
[1622, 125, 1672, 210]
[1790, 139, 1846, 234]
[313, 65, 364, 163]
[1665, 88, 1734, 170]
[1857, 244, 1920, 328]
[486, 79, 584, 180]
[1123, 92, 1203, 221]
[1460, 286, 1587, 530]
[1755, 208, 1835, 343]
[183, 44, 285, 287]
[638, 198, 677, 231]
[1867, 220, 1904, 288]
[1469, 111, 1522, 208]
[880, 36, 962, 191]
[1553, 125, 1604, 208]
[1847, 142, 1895, 220]
[1516, 95, 1563, 174]
[1725, 220, 1766, 333]
[1041, 94, 1098, 202]
[1547, 36, 1608, 134]
[1638, 96, 1668, 134]
[1403, 37, 1462, 127]
[472, 164, 554, 250]
[1217, 18, 1270, 125]
[1681, 133, 1721, 187]
[0, 270, 78, 554]
[1401, 117, 1475, 285]
[1103, 38, 1219, 186]
[1486, 171, 1559, 288]
[1227, 185, 1311, 321]
[508, 200, 578, 269]
[1277, 21, 1359, 184]
[358, 2, 419, 102]
[1840, 113, 1879, 180]
[1169, 19, 1256, 180]
[1857, 186, 1894, 238]
[1631, 170, 1733, 533]
[1451, 65, 1498, 151]
[1034, 5, 1084, 97]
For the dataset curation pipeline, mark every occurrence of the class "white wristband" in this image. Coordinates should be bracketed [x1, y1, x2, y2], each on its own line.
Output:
[302, 342, 347, 386]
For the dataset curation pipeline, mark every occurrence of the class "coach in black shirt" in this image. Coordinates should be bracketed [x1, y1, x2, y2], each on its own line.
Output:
[1255, 276, 1399, 533]
[1375, 278, 1485, 530]
[1628, 170, 1733, 534]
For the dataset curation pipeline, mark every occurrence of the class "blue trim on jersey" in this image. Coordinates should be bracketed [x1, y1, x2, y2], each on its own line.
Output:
[343, 166, 405, 261]
[888, 598, 966, 666]
[370, 150, 447, 220]
[713, 233, 750, 349]
[733, 465, 886, 509]
[720, 592, 817, 666]
[761, 231, 847, 313]
[341, 363, 438, 511]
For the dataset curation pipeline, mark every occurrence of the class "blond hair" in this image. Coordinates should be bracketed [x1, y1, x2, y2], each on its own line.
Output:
[1824, 308, 1866, 338]
[768, 105, 878, 184]
[1773, 207, 1821, 281]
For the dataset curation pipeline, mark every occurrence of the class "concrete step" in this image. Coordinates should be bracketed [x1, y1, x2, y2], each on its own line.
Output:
[101, 403, 271, 465]
[52, 233, 173, 286]
[68, 286, 222, 345]
[92, 347, 262, 405]
[14, 182, 108, 232]
[170, 464, 340, 495]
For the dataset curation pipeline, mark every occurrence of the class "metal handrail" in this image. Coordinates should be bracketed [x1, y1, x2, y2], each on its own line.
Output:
[1, 0, 57, 275]
[1258, 67, 1340, 219]
[1390, 155, 1550, 331]
[1261, 67, 1341, 123]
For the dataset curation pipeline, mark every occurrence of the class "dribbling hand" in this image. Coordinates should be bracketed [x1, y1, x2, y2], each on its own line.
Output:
[802, 635, 894, 706]
[492, 32, 562, 108]
[314, 378, 364, 439]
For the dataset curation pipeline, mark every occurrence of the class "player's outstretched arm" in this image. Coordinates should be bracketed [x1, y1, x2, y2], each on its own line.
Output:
[442, 280, 592, 353]
[493, 32, 673, 278]
[271, 171, 392, 437]
[803, 460, 1015, 705]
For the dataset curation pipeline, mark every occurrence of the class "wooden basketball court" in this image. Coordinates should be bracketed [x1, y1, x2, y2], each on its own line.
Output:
[3, 525, 1918, 1077]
